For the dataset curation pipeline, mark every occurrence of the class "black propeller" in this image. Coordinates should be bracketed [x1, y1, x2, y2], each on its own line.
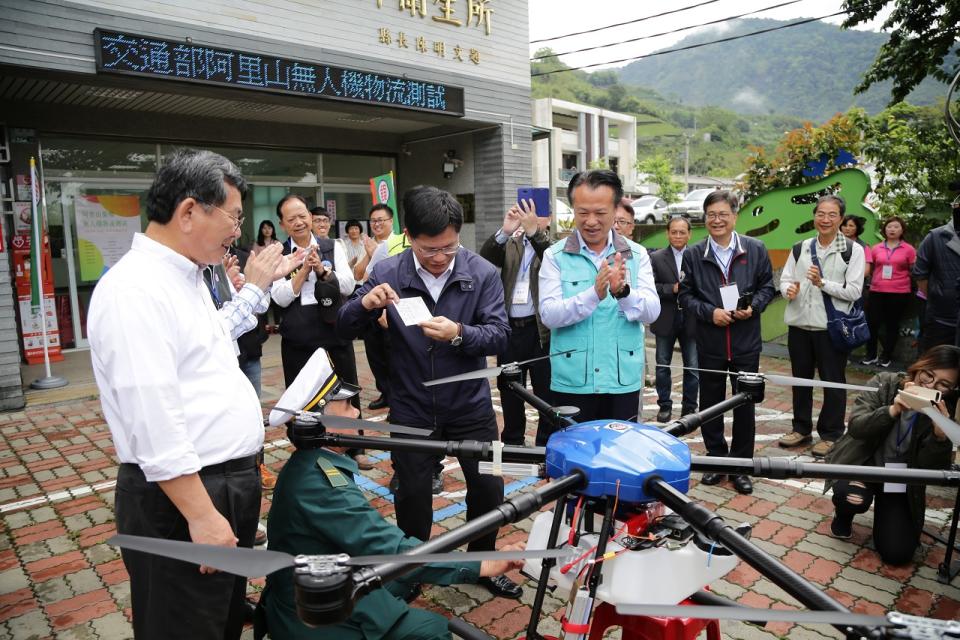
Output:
[108, 535, 571, 578]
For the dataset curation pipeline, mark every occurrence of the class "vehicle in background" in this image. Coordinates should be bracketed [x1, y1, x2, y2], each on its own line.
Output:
[631, 195, 669, 224]
[666, 188, 715, 221]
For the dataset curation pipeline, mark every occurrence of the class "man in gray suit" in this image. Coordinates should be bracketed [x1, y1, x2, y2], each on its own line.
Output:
[650, 217, 698, 423]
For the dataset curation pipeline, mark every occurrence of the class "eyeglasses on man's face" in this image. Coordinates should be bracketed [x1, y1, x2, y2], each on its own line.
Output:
[370, 217, 391, 226]
[614, 218, 633, 227]
[814, 211, 841, 220]
[414, 240, 460, 258]
[204, 202, 244, 231]
[705, 212, 733, 221]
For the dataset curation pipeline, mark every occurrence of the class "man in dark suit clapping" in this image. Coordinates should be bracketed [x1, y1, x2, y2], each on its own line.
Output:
[650, 217, 699, 423]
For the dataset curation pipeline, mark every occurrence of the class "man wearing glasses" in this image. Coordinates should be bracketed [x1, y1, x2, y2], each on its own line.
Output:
[337, 186, 520, 600]
[614, 198, 636, 240]
[679, 190, 776, 495]
[779, 195, 865, 458]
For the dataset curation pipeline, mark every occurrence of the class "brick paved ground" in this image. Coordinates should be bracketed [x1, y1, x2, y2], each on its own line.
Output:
[1, 343, 958, 639]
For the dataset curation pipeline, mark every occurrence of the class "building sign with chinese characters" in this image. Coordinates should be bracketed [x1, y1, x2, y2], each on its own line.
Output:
[93, 29, 465, 117]
[375, 0, 491, 65]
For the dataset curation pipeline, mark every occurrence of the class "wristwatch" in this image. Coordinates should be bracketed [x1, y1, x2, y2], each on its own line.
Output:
[612, 283, 631, 300]
[450, 322, 463, 346]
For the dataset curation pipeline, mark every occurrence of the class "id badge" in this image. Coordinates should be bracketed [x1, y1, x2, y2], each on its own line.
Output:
[881, 264, 893, 280]
[883, 462, 907, 493]
[512, 280, 530, 305]
[719, 283, 740, 311]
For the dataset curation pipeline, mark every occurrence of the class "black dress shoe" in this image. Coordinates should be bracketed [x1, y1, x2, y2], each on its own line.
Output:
[402, 583, 423, 603]
[732, 475, 753, 495]
[680, 407, 696, 417]
[478, 575, 522, 600]
[700, 473, 725, 486]
[655, 408, 672, 423]
[368, 395, 388, 410]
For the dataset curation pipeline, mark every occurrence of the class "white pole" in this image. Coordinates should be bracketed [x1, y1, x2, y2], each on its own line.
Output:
[29, 144, 67, 390]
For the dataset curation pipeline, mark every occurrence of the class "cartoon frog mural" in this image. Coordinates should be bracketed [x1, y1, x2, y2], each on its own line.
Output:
[639, 168, 878, 341]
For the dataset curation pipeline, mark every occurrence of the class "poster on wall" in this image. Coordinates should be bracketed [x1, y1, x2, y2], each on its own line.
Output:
[74, 194, 141, 281]
[12, 201, 31, 234]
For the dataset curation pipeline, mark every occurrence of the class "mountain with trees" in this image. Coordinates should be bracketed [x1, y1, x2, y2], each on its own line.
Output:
[615, 17, 951, 122]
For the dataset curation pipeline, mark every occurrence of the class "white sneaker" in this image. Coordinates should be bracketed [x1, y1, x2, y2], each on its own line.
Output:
[879, 360, 892, 368]
[861, 356, 878, 365]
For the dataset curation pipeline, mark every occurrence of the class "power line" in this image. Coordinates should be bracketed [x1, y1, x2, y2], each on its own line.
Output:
[536, 0, 805, 61]
[529, 0, 722, 45]
[531, 11, 847, 77]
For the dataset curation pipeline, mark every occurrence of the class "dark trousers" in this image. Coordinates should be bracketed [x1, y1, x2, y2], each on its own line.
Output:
[115, 460, 261, 640]
[392, 415, 504, 551]
[363, 321, 392, 402]
[698, 351, 760, 458]
[920, 317, 957, 353]
[497, 319, 553, 446]
[654, 325, 699, 415]
[832, 481, 919, 565]
[866, 292, 911, 360]
[552, 390, 641, 423]
[787, 326, 847, 441]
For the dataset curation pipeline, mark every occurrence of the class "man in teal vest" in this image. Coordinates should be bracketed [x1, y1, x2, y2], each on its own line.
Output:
[538, 170, 660, 423]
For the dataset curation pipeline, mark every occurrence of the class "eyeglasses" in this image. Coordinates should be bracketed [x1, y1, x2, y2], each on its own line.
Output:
[370, 217, 392, 225]
[814, 212, 841, 220]
[614, 219, 633, 227]
[705, 212, 733, 221]
[916, 370, 957, 393]
[414, 239, 460, 258]
[204, 203, 244, 231]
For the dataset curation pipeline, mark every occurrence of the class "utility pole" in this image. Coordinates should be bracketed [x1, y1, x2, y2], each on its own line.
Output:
[683, 133, 690, 195]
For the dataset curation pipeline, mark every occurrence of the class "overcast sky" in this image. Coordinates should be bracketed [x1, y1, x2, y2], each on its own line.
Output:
[528, 0, 893, 71]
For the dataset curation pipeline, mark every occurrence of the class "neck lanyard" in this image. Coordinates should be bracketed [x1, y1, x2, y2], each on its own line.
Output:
[519, 237, 535, 277]
[204, 267, 222, 309]
[883, 241, 901, 262]
[714, 238, 735, 278]
[896, 413, 917, 454]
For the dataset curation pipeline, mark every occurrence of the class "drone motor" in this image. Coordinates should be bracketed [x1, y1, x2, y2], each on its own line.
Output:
[293, 557, 355, 627]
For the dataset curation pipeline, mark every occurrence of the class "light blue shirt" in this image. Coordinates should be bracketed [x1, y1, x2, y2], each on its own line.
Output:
[671, 246, 685, 277]
[708, 232, 740, 280]
[539, 230, 660, 329]
[495, 228, 537, 317]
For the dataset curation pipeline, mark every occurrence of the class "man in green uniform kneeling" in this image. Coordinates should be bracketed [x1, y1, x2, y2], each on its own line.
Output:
[257, 349, 521, 639]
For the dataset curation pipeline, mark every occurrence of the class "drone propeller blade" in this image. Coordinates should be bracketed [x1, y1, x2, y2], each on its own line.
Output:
[345, 548, 572, 566]
[614, 604, 889, 628]
[920, 407, 960, 446]
[319, 415, 433, 437]
[423, 367, 504, 387]
[108, 534, 296, 578]
[763, 374, 877, 393]
[655, 364, 734, 376]
[516, 349, 578, 367]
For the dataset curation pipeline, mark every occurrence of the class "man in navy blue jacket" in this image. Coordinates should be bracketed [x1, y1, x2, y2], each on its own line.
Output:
[679, 190, 776, 495]
[336, 186, 520, 598]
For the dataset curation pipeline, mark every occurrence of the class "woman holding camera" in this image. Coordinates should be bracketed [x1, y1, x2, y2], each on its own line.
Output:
[824, 344, 958, 565]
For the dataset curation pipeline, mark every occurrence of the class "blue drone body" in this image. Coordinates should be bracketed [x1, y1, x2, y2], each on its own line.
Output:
[544, 420, 691, 503]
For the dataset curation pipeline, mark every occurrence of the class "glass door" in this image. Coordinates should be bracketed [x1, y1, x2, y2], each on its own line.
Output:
[47, 180, 149, 349]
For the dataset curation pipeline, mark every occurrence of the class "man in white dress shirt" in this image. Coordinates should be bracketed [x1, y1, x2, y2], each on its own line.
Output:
[88, 149, 281, 640]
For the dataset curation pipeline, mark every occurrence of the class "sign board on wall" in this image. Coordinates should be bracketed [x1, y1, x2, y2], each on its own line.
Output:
[94, 29, 465, 116]
[74, 195, 142, 281]
[11, 230, 62, 364]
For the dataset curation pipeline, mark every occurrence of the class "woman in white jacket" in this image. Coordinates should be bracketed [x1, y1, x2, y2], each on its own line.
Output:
[777, 194, 866, 458]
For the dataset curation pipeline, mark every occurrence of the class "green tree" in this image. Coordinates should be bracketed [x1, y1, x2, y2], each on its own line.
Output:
[637, 154, 683, 203]
[588, 156, 610, 170]
[843, 0, 960, 102]
[739, 113, 863, 200]
[855, 102, 960, 236]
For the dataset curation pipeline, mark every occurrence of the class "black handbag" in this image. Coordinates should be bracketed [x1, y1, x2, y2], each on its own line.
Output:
[809, 239, 870, 351]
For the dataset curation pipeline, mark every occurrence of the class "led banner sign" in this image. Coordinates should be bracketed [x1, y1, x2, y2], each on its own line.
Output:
[93, 29, 465, 117]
